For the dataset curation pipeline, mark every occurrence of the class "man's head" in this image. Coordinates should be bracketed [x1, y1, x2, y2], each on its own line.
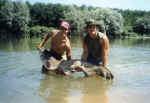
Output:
[60, 21, 70, 33]
[86, 19, 98, 35]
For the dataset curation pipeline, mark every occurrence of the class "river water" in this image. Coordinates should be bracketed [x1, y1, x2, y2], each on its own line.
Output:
[0, 37, 150, 103]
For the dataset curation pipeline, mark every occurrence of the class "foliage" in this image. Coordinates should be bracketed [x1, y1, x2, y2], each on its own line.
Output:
[116, 9, 150, 36]
[133, 16, 150, 35]
[64, 7, 124, 37]
[1, 1, 150, 39]
[0, 0, 30, 38]
[29, 3, 70, 27]
[30, 25, 52, 37]
[64, 6, 86, 34]
[87, 8, 124, 37]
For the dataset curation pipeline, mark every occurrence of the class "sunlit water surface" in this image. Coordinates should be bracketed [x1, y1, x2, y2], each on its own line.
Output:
[0, 37, 150, 103]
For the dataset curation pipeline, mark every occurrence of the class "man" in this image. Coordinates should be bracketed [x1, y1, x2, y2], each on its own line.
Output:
[37, 21, 71, 73]
[81, 19, 109, 68]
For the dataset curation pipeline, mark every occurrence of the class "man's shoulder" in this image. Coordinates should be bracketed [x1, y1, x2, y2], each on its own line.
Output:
[66, 37, 70, 42]
[81, 33, 88, 40]
[97, 32, 108, 40]
[97, 32, 104, 38]
[50, 29, 59, 36]
[51, 29, 59, 34]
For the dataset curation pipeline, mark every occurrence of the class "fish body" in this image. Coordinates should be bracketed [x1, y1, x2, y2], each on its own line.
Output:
[39, 49, 114, 80]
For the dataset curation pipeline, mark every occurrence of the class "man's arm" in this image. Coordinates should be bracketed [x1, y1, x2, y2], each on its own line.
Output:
[66, 39, 72, 60]
[81, 40, 88, 61]
[37, 31, 53, 50]
[101, 35, 109, 68]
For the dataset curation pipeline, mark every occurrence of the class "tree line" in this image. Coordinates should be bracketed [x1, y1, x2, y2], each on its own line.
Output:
[0, 0, 150, 39]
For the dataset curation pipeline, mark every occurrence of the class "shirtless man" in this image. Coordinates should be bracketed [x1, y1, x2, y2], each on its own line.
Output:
[37, 21, 71, 73]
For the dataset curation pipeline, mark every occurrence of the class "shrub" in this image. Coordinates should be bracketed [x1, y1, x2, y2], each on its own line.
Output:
[30, 26, 53, 37]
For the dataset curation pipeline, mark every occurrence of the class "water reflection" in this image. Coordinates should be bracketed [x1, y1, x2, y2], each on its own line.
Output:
[38, 75, 112, 103]
[70, 36, 82, 48]
[1, 37, 150, 52]
[0, 38, 41, 52]
[38, 76, 71, 103]
[110, 38, 150, 47]
[80, 78, 110, 103]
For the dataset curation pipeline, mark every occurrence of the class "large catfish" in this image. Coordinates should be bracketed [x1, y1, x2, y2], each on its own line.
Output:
[39, 49, 114, 80]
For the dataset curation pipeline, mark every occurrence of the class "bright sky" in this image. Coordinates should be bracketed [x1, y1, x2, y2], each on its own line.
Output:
[18, 0, 150, 11]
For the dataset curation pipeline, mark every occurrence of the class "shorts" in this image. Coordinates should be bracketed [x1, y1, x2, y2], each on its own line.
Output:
[41, 49, 62, 60]
[40, 49, 62, 70]
[87, 56, 102, 66]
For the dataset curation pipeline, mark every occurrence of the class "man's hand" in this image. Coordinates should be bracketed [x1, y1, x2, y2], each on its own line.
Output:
[37, 45, 44, 52]
[67, 56, 71, 60]
[37, 33, 51, 52]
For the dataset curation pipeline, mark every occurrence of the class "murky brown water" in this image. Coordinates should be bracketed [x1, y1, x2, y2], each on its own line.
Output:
[0, 37, 150, 103]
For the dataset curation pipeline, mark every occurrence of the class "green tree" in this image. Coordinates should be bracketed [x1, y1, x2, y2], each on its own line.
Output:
[133, 16, 150, 36]
[0, 0, 30, 38]
[64, 6, 124, 37]
[30, 3, 70, 27]
[64, 6, 86, 34]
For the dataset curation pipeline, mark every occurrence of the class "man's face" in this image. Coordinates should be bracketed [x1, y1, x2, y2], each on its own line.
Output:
[60, 26, 69, 34]
[87, 25, 97, 35]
